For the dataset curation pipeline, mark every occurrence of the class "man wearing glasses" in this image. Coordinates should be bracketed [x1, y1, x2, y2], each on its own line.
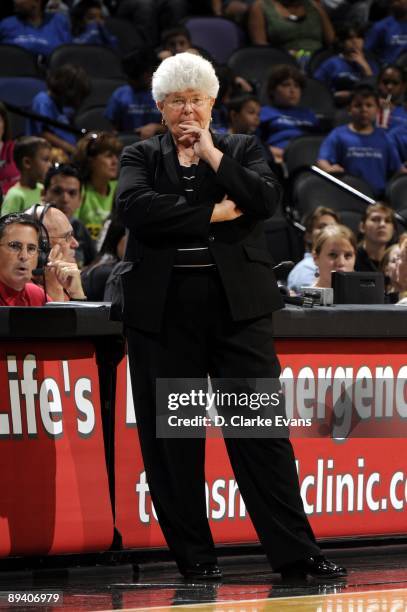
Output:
[26, 204, 86, 302]
[0, 213, 49, 306]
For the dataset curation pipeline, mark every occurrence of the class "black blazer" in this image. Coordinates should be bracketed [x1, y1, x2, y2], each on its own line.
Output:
[116, 131, 284, 332]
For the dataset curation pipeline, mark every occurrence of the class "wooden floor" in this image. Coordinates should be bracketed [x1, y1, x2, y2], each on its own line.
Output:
[0, 545, 406, 611]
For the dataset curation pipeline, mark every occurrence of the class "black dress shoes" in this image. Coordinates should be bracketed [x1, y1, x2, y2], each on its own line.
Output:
[180, 562, 222, 581]
[279, 555, 347, 580]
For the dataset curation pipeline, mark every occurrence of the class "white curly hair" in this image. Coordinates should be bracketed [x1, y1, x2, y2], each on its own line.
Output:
[152, 52, 220, 102]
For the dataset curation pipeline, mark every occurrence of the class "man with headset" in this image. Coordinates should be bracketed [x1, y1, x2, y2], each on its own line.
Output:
[26, 203, 87, 302]
[0, 213, 50, 306]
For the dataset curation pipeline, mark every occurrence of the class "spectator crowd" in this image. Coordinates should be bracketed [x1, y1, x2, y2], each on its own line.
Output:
[1, 0, 407, 304]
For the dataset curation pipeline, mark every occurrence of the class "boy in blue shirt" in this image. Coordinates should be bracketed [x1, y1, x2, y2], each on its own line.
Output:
[365, 0, 407, 65]
[29, 63, 91, 155]
[71, 0, 118, 50]
[259, 65, 319, 165]
[314, 23, 378, 104]
[0, 0, 71, 58]
[317, 85, 404, 198]
[105, 48, 162, 138]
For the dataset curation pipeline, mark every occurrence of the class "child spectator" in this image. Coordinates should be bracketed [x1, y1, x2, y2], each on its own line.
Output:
[316, 86, 404, 198]
[287, 206, 340, 292]
[157, 26, 201, 60]
[0, 103, 20, 195]
[376, 65, 407, 130]
[312, 223, 357, 289]
[227, 94, 261, 134]
[2, 136, 51, 214]
[73, 132, 122, 241]
[355, 201, 396, 272]
[365, 0, 407, 66]
[259, 64, 319, 164]
[314, 23, 379, 103]
[28, 64, 91, 156]
[0, 0, 71, 58]
[71, 0, 118, 49]
[105, 49, 162, 138]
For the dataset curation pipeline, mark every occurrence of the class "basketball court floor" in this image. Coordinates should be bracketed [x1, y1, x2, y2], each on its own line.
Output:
[0, 544, 406, 611]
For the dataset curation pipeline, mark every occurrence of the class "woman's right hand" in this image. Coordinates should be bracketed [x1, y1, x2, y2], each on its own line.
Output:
[210, 195, 243, 223]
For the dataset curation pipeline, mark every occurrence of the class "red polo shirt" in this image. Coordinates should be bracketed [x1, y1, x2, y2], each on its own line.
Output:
[0, 279, 48, 306]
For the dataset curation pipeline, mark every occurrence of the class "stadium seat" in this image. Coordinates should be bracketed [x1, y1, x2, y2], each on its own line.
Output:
[105, 17, 143, 55]
[184, 17, 245, 64]
[307, 47, 335, 76]
[0, 44, 39, 77]
[78, 78, 127, 113]
[264, 205, 304, 265]
[49, 45, 125, 79]
[299, 78, 335, 125]
[283, 135, 325, 178]
[74, 106, 113, 132]
[228, 46, 297, 94]
[0, 77, 46, 108]
[386, 175, 407, 232]
[292, 171, 375, 234]
[117, 133, 141, 148]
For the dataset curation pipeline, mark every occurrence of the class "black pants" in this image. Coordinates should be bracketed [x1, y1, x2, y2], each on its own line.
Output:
[126, 268, 320, 570]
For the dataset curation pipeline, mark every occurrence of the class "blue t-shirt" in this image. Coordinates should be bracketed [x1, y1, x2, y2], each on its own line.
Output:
[365, 15, 407, 65]
[105, 85, 160, 132]
[28, 91, 77, 145]
[388, 105, 407, 131]
[0, 12, 71, 57]
[388, 126, 407, 162]
[287, 252, 318, 293]
[72, 22, 118, 50]
[314, 55, 379, 93]
[318, 124, 402, 196]
[259, 105, 319, 149]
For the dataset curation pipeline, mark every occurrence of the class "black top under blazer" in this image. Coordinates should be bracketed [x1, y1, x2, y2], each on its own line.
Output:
[116, 131, 284, 332]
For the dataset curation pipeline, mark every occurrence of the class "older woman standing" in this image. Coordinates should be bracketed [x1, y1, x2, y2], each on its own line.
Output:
[117, 53, 346, 581]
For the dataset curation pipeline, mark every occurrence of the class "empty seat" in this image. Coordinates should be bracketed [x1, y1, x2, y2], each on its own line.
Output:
[307, 47, 335, 76]
[49, 45, 125, 79]
[74, 106, 113, 132]
[117, 132, 141, 148]
[105, 17, 143, 55]
[78, 78, 127, 113]
[0, 77, 46, 108]
[386, 174, 407, 218]
[0, 44, 39, 77]
[299, 78, 335, 123]
[228, 46, 297, 93]
[292, 171, 375, 234]
[184, 17, 245, 64]
[283, 135, 325, 178]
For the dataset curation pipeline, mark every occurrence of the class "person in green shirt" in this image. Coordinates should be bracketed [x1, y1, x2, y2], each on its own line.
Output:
[73, 132, 122, 243]
[2, 136, 52, 214]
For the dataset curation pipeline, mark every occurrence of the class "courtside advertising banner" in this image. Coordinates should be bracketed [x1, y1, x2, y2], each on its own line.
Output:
[0, 341, 114, 556]
[115, 339, 407, 548]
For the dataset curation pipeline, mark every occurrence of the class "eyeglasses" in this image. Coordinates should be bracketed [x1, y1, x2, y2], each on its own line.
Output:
[0, 241, 39, 256]
[165, 96, 210, 110]
[50, 230, 75, 243]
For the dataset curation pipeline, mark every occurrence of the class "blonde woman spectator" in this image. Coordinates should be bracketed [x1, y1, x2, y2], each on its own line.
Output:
[312, 224, 356, 288]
